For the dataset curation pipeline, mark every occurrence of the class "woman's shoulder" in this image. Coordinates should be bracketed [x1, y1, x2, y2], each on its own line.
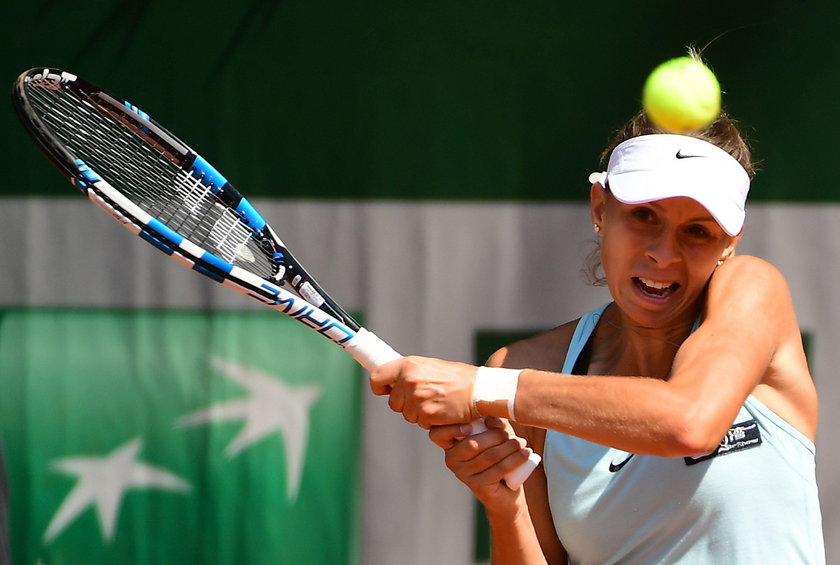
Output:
[487, 318, 582, 372]
[708, 254, 792, 305]
[713, 254, 786, 283]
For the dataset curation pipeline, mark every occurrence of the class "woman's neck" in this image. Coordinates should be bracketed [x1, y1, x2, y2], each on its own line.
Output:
[590, 305, 697, 379]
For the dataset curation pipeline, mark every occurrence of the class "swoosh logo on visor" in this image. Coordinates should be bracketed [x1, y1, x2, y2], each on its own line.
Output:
[675, 150, 706, 159]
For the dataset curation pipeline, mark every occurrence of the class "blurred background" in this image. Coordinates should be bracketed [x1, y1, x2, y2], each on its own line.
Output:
[1, 2, 838, 564]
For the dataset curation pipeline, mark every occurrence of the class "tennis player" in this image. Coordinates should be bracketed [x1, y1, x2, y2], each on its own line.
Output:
[370, 110, 825, 563]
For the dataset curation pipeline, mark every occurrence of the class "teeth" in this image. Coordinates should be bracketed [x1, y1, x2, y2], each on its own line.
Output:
[635, 277, 678, 297]
[637, 277, 674, 290]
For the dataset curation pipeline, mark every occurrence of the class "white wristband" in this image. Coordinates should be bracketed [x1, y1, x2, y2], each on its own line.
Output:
[472, 367, 522, 420]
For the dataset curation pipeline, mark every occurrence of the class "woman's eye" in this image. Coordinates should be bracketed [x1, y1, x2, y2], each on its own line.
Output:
[631, 208, 654, 222]
[686, 225, 711, 238]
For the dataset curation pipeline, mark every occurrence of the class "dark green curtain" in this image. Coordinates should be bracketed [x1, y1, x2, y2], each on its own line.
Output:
[3, 1, 838, 202]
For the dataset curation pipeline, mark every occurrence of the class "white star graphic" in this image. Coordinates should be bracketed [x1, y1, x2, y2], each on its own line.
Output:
[178, 357, 321, 502]
[44, 438, 190, 543]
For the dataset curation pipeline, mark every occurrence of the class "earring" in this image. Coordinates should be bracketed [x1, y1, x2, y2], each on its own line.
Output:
[717, 259, 725, 266]
[594, 224, 601, 233]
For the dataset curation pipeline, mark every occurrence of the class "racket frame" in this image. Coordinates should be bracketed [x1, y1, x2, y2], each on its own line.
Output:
[12, 67, 360, 345]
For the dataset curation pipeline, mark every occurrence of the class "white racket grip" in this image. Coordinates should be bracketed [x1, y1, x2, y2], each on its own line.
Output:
[344, 327, 403, 371]
[469, 419, 541, 490]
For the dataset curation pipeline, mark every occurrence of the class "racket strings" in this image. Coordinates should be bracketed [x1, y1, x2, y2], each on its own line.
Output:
[29, 85, 178, 207]
[25, 82, 276, 278]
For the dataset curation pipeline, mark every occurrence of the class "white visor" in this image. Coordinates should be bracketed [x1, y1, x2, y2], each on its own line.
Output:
[588, 134, 750, 236]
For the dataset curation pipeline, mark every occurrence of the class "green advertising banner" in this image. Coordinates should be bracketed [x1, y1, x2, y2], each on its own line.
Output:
[0, 309, 361, 564]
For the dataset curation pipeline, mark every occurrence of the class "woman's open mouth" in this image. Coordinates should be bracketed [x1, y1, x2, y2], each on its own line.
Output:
[634, 277, 679, 298]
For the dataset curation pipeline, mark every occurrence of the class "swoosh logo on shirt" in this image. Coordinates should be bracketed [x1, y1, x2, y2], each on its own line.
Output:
[608, 452, 635, 473]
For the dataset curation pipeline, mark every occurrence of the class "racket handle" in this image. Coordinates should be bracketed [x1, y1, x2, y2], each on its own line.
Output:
[346, 328, 540, 489]
[344, 328, 403, 371]
[468, 419, 541, 490]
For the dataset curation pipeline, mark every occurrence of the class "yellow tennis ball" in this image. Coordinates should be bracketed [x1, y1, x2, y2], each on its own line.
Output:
[643, 56, 721, 133]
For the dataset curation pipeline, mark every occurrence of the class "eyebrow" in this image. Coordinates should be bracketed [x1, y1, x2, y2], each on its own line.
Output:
[642, 200, 717, 223]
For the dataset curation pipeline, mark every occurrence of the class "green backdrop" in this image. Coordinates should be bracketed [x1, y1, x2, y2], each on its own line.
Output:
[2, 2, 837, 202]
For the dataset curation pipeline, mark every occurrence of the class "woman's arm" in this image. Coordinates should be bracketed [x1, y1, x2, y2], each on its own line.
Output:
[498, 255, 811, 455]
[372, 256, 812, 455]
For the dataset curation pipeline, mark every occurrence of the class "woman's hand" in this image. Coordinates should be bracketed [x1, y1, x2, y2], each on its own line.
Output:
[369, 356, 480, 428]
[429, 417, 533, 508]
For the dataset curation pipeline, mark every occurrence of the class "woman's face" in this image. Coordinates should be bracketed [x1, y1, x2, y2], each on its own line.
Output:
[591, 185, 739, 329]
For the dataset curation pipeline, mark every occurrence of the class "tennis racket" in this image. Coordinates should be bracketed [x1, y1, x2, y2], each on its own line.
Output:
[12, 67, 539, 489]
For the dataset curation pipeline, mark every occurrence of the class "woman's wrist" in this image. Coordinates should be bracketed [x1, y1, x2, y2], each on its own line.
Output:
[472, 366, 522, 420]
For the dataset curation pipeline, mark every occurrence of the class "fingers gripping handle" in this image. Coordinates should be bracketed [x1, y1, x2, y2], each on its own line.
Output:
[468, 420, 541, 490]
[345, 328, 540, 490]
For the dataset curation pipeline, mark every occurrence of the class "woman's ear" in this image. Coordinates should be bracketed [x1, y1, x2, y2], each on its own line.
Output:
[721, 235, 741, 262]
[590, 183, 607, 230]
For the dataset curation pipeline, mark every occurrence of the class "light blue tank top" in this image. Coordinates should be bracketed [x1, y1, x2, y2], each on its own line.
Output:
[544, 305, 825, 564]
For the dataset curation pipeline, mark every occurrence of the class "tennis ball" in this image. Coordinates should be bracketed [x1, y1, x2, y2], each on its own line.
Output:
[642, 56, 721, 133]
